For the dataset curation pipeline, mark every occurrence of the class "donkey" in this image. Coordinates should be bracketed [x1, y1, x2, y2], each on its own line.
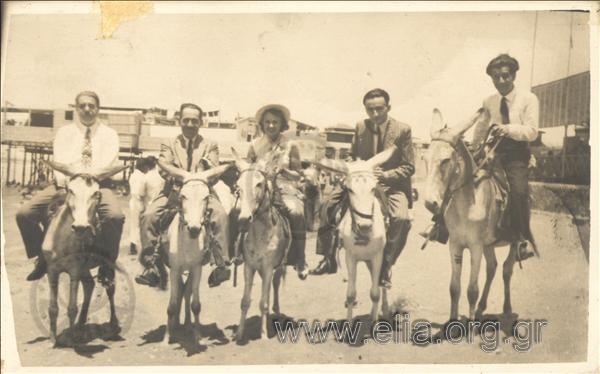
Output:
[424, 108, 531, 323]
[41, 161, 127, 345]
[159, 163, 233, 344]
[316, 158, 390, 327]
[231, 149, 291, 342]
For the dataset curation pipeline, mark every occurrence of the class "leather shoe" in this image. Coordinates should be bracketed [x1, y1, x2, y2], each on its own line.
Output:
[208, 266, 231, 288]
[309, 257, 337, 276]
[517, 241, 535, 262]
[26, 257, 47, 281]
[135, 270, 160, 287]
[379, 264, 392, 289]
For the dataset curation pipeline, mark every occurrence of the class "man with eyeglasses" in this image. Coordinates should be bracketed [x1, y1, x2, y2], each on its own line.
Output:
[470, 54, 539, 261]
[16, 91, 125, 283]
[135, 103, 232, 288]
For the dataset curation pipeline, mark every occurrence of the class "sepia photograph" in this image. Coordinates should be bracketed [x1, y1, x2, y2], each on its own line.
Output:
[1, 1, 598, 372]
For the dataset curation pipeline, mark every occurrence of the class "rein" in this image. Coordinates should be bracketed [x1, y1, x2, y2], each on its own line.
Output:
[430, 133, 502, 219]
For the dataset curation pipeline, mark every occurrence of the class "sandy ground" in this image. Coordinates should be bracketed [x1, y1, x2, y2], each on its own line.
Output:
[1, 184, 589, 366]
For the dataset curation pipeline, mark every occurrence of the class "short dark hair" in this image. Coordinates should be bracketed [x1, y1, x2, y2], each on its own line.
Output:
[486, 54, 520, 76]
[259, 107, 290, 132]
[363, 88, 390, 106]
[179, 103, 204, 120]
[75, 91, 100, 107]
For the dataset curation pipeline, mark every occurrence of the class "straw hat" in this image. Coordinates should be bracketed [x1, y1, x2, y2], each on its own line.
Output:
[255, 104, 291, 132]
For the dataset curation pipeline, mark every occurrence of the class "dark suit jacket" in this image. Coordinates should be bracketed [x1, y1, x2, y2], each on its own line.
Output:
[351, 117, 415, 208]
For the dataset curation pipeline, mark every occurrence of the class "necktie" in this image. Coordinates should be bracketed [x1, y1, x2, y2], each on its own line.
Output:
[376, 125, 384, 153]
[82, 127, 92, 167]
[186, 138, 194, 171]
[500, 97, 510, 124]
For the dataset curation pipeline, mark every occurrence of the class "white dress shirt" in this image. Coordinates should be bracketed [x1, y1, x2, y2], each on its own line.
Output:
[473, 86, 539, 147]
[53, 121, 120, 186]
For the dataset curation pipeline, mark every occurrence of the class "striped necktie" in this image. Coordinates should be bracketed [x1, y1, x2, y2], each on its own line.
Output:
[82, 127, 92, 167]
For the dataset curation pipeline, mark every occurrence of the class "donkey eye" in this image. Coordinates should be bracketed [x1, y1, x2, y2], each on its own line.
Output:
[93, 191, 101, 199]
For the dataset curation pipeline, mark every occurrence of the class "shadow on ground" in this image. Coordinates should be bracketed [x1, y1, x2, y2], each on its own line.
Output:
[26, 322, 123, 358]
[139, 322, 229, 356]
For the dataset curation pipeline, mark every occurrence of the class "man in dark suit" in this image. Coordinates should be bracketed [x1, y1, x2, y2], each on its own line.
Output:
[310, 88, 414, 289]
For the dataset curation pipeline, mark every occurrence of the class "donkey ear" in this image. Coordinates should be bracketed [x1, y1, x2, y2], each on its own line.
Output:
[42, 160, 79, 177]
[199, 163, 233, 182]
[231, 147, 250, 170]
[431, 108, 445, 137]
[453, 107, 490, 136]
[93, 164, 129, 181]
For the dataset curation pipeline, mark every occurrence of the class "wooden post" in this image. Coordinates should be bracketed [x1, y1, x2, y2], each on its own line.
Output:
[5, 144, 12, 185]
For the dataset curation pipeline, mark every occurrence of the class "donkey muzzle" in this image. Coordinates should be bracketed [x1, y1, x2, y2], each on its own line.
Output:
[187, 225, 202, 239]
[71, 224, 92, 235]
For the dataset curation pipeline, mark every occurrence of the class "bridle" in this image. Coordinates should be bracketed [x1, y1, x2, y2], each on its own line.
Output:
[345, 171, 376, 232]
[235, 167, 272, 219]
[429, 126, 502, 217]
[177, 178, 212, 228]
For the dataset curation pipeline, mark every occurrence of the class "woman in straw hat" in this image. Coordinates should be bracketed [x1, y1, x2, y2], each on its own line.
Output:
[235, 104, 309, 280]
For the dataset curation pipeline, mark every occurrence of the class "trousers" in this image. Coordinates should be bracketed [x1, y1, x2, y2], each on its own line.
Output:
[316, 185, 411, 266]
[140, 190, 230, 264]
[16, 184, 125, 262]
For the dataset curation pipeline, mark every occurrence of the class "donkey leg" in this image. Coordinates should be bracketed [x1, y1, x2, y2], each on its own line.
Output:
[272, 266, 283, 315]
[448, 242, 464, 321]
[476, 246, 497, 319]
[259, 267, 274, 340]
[236, 265, 255, 342]
[164, 270, 181, 344]
[190, 265, 202, 334]
[502, 243, 517, 315]
[67, 276, 80, 343]
[366, 256, 382, 324]
[48, 272, 59, 345]
[181, 276, 191, 327]
[345, 256, 358, 323]
[77, 272, 95, 327]
[467, 247, 484, 321]
[105, 277, 119, 328]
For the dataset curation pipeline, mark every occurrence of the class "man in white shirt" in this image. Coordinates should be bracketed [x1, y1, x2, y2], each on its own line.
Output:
[472, 54, 539, 261]
[16, 91, 125, 281]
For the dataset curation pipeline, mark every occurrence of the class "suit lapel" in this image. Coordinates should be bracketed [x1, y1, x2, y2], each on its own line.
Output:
[173, 135, 187, 169]
[192, 136, 208, 172]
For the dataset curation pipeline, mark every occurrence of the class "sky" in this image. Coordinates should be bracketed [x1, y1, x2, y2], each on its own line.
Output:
[1, 5, 591, 142]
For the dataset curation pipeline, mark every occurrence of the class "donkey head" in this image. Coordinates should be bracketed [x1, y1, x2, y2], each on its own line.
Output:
[163, 161, 232, 239]
[424, 108, 490, 214]
[44, 161, 127, 236]
[314, 157, 378, 235]
[231, 148, 270, 229]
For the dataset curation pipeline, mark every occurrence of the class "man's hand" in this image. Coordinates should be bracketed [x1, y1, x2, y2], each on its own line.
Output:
[490, 124, 509, 138]
[373, 167, 385, 182]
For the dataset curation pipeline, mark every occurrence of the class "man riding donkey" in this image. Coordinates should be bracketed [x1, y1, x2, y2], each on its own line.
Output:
[421, 53, 539, 262]
[135, 103, 232, 288]
[16, 91, 125, 285]
[230, 104, 309, 280]
[310, 88, 415, 289]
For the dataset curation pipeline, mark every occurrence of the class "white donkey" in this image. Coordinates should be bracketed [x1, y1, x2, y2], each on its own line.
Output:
[316, 158, 390, 327]
[159, 163, 233, 344]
